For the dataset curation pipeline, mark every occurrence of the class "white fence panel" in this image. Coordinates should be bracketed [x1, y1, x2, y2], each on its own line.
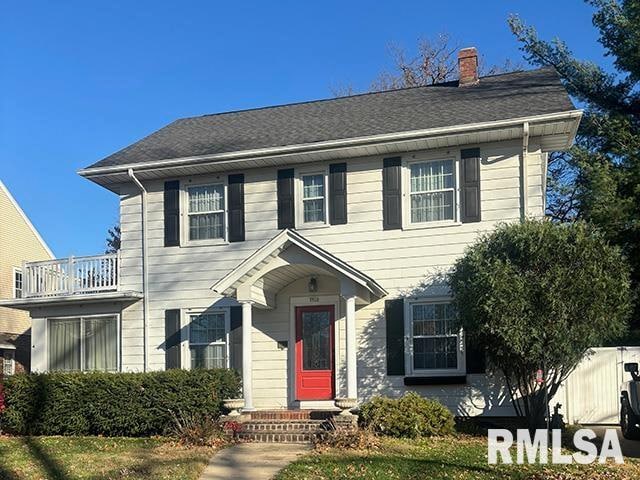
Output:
[561, 346, 640, 425]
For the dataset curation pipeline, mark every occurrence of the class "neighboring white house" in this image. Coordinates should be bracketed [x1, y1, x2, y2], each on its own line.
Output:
[0, 48, 582, 416]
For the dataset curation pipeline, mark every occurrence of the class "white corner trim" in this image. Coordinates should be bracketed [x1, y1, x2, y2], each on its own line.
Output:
[0, 179, 55, 258]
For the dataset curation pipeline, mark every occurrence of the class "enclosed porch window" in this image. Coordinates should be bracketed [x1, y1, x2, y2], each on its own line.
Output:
[48, 316, 118, 372]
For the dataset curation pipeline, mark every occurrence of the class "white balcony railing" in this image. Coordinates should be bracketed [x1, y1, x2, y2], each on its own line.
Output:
[22, 253, 119, 298]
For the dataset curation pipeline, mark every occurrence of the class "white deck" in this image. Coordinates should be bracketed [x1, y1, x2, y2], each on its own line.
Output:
[21, 253, 120, 298]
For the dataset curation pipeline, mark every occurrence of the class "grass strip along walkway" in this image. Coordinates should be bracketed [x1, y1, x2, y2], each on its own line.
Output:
[0, 436, 215, 480]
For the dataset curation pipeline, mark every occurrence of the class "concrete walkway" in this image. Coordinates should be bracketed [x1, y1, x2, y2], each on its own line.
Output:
[200, 443, 311, 480]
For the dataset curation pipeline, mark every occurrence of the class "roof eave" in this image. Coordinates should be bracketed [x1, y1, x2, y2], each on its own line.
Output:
[78, 110, 583, 182]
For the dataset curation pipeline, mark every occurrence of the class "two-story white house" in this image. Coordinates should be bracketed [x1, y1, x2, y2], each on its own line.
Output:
[1, 48, 581, 416]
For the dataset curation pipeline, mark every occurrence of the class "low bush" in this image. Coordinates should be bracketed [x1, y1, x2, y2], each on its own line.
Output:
[0, 369, 240, 437]
[170, 411, 228, 447]
[359, 392, 455, 438]
[314, 418, 381, 450]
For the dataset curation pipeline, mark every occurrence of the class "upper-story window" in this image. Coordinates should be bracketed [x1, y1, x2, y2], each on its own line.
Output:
[301, 173, 326, 224]
[187, 184, 225, 241]
[409, 159, 455, 223]
[13, 267, 23, 299]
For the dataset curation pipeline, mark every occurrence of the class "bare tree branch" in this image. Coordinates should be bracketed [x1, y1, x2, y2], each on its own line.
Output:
[332, 33, 521, 97]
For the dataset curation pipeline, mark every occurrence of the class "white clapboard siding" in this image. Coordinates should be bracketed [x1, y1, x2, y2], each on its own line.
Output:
[115, 142, 544, 413]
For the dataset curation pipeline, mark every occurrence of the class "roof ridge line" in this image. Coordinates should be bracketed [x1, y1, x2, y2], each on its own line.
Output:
[181, 68, 547, 121]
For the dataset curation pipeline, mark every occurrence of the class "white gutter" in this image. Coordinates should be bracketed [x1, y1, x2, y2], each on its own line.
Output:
[78, 110, 583, 178]
[127, 168, 149, 372]
[521, 122, 530, 221]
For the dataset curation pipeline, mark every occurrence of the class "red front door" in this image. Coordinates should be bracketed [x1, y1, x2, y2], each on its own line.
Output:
[295, 305, 335, 400]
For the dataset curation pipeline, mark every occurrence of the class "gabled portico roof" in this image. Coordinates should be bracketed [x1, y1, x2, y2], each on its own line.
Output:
[211, 229, 387, 303]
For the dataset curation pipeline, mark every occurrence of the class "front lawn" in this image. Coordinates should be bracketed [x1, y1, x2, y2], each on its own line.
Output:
[0, 436, 215, 480]
[276, 436, 640, 480]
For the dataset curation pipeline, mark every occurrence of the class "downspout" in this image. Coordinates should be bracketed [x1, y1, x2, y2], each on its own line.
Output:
[521, 122, 530, 221]
[127, 168, 149, 372]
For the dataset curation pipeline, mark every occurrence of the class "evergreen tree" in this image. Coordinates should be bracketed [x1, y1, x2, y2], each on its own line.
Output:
[105, 224, 121, 254]
[509, 0, 640, 332]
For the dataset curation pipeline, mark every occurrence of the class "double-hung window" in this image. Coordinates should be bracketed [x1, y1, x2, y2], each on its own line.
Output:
[189, 312, 228, 369]
[2, 351, 15, 376]
[13, 268, 22, 298]
[48, 316, 118, 372]
[409, 301, 463, 374]
[187, 184, 225, 241]
[301, 174, 326, 224]
[409, 159, 455, 223]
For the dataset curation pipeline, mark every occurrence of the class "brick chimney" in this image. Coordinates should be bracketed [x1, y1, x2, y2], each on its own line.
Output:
[458, 47, 479, 87]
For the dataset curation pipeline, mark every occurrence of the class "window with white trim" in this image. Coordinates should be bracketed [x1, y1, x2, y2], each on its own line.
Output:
[409, 159, 455, 223]
[13, 268, 22, 299]
[189, 312, 228, 369]
[301, 174, 326, 223]
[410, 301, 463, 373]
[2, 351, 15, 376]
[187, 184, 225, 241]
[48, 316, 118, 372]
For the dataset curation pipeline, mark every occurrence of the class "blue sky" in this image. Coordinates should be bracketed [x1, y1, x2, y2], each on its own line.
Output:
[0, 1, 607, 257]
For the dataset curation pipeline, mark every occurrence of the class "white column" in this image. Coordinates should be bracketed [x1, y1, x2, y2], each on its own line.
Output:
[345, 295, 358, 400]
[241, 301, 255, 411]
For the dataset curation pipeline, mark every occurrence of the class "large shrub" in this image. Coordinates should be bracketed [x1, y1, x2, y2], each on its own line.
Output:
[450, 219, 631, 428]
[0, 369, 240, 436]
[359, 392, 455, 438]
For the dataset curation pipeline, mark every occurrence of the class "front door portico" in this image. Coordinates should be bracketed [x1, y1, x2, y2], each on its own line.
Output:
[211, 229, 388, 410]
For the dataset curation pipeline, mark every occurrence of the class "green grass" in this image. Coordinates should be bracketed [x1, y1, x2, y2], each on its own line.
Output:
[0, 436, 216, 480]
[276, 436, 640, 480]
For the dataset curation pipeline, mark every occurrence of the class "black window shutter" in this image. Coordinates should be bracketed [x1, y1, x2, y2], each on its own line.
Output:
[460, 148, 481, 223]
[385, 298, 405, 375]
[382, 157, 402, 230]
[165, 309, 181, 370]
[329, 163, 347, 225]
[228, 174, 245, 242]
[229, 306, 243, 372]
[465, 339, 486, 374]
[164, 180, 180, 247]
[277, 168, 295, 229]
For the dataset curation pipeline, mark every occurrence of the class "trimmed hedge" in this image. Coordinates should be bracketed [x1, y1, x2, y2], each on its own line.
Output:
[0, 369, 240, 436]
[359, 392, 455, 438]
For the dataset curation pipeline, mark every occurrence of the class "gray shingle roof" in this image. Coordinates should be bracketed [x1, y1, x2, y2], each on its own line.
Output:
[87, 67, 574, 169]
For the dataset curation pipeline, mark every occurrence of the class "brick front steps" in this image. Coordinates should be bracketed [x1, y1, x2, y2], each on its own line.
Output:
[241, 420, 326, 431]
[222, 410, 356, 444]
[249, 410, 336, 421]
